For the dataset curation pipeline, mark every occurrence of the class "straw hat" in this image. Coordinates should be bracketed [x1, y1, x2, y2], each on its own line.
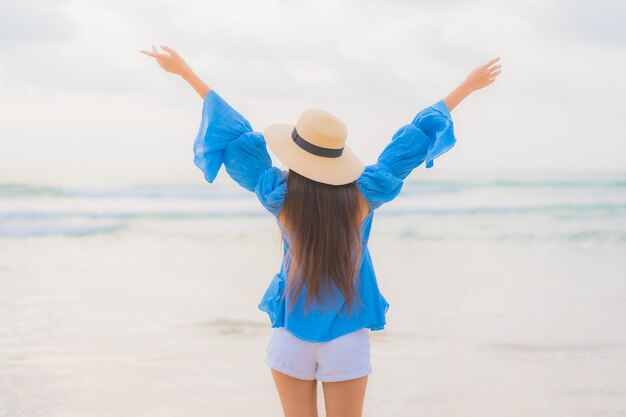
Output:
[263, 109, 365, 185]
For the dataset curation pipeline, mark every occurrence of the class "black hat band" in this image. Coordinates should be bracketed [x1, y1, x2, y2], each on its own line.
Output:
[291, 128, 344, 158]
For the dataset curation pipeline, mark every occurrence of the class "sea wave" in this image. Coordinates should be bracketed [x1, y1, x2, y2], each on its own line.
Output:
[0, 219, 125, 238]
[2, 177, 625, 199]
[381, 203, 626, 216]
[0, 202, 624, 221]
[2, 178, 625, 239]
[1, 203, 624, 239]
[0, 183, 247, 199]
[395, 229, 626, 244]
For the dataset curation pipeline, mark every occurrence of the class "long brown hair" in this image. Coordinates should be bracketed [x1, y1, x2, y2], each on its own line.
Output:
[278, 169, 365, 317]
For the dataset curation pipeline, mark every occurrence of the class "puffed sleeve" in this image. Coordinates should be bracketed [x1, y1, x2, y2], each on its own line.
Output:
[356, 100, 456, 210]
[255, 165, 287, 217]
[193, 90, 287, 215]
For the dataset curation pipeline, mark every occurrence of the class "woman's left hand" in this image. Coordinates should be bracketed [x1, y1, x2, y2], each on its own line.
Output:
[140, 45, 192, 77]
[462, 57, 502, 93]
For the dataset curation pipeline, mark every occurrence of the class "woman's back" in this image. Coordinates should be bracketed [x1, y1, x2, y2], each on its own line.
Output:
[192, 89, 456, 341]
[277, 190, 371, 228]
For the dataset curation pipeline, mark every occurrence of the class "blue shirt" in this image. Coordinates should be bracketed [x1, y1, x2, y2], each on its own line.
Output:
[193, 89, 457, 342]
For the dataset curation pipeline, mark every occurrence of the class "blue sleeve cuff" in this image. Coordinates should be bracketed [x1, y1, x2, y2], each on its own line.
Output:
[414, 100, 456, 169]
[193, 89, 253, 183]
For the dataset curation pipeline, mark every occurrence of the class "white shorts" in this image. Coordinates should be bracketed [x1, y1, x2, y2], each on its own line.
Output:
[265, 326, 373, 382]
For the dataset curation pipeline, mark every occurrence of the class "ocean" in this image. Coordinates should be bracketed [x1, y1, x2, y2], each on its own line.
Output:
[1, 171, 625, 417]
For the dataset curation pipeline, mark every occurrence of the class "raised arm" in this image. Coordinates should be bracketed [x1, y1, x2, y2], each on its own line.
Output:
[140, 44, 211, 100]
[356, 56, 502, 210]
[140, 44, 285, 214]
[443, 56, 502, 112]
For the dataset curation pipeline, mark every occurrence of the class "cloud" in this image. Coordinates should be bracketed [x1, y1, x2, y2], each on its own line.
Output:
[0, 0, 78, 45]
[548, 0, 626, 44]
[0, 0, 625, 186]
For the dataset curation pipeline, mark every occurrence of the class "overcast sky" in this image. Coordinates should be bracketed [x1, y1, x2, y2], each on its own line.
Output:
[1, 0, 625, 186]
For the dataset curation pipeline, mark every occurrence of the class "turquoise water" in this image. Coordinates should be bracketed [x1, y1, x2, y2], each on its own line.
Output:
[2, 173, 626, 243]
[1, 172, 625, 417]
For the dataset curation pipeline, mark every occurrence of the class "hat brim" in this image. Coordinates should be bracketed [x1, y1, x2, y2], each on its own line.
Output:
[263, 124, 365, 186]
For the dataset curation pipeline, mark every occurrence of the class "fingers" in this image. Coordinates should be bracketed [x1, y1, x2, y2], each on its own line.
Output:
[482, 56, 502, 78]
[482, 56, 500, 68]
[487, 65, 501, 75]
[139, 45, 175, 58]
[140, 50, 158, 58]
[159, 45, 179, 57]
[487, 70, 502, 82]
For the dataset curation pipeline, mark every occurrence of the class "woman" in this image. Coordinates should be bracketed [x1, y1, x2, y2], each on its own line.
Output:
[141, 44, 502, 417]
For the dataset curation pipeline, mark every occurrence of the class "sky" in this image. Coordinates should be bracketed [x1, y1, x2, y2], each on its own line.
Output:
[1, 0, 625, 187]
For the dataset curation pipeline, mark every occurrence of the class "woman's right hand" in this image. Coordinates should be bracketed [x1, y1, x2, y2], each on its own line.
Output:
[462, 57, 502, 93]
[140, 45, 192, 77]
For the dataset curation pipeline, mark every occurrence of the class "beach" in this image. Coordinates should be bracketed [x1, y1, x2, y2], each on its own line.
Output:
[1, 171, 625, 417]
